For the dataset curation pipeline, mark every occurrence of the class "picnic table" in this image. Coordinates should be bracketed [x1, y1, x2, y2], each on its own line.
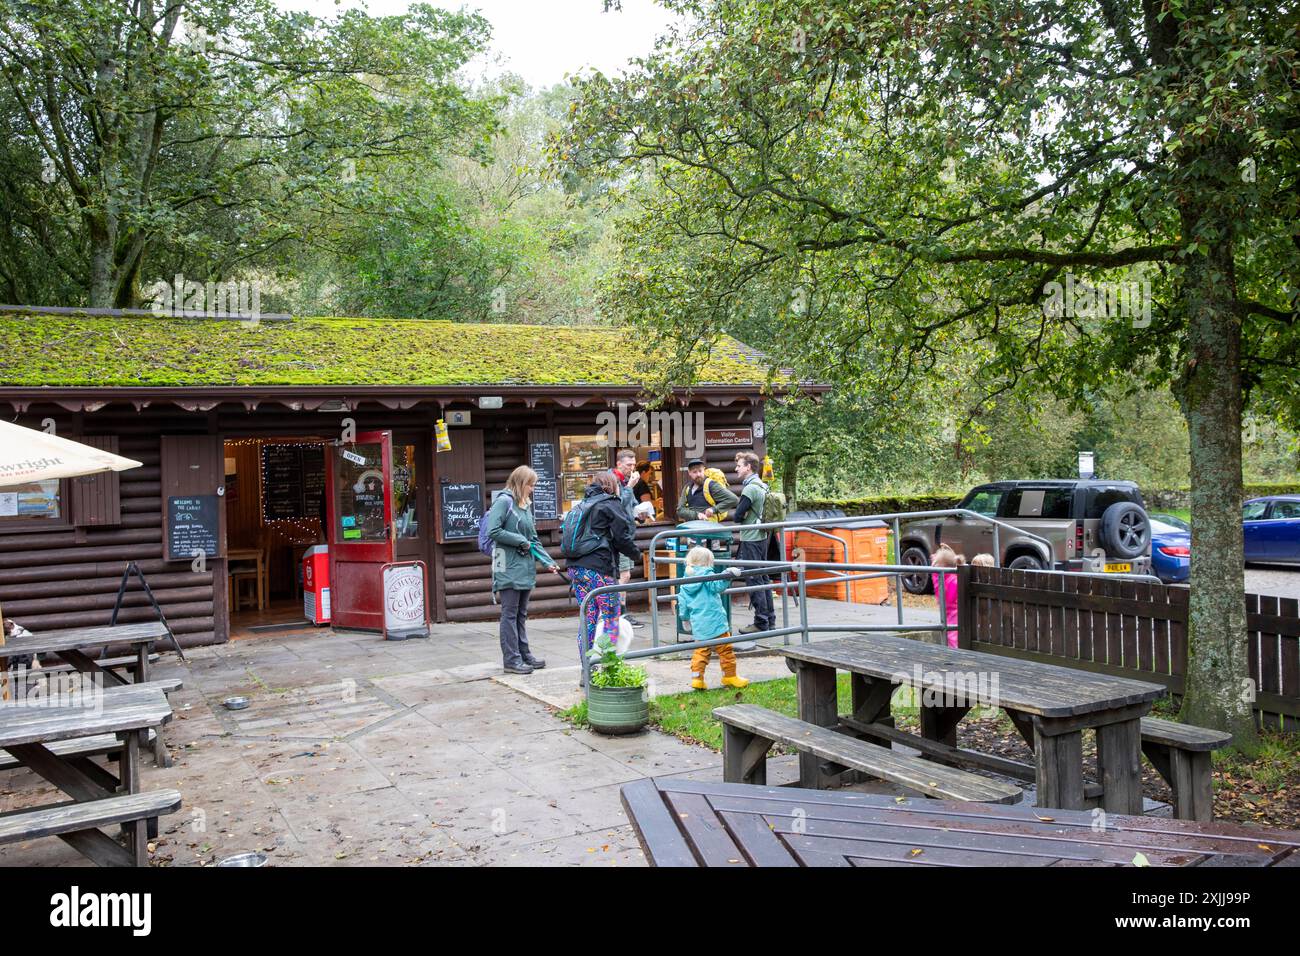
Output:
[782, 634, 1166, 813]
[622, 777, 1300, 867]
[0, 622, 167, 687]
[0, 685, 175, 866]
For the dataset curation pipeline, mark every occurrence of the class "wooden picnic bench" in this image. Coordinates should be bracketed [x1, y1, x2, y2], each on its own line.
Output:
[0, 687, 175, 866]
[714, 703, 1022, 803]
[0, 791, 182, 867]
[1140, 717, 1232, 823]
[781, 634, 1167, 814]
[621, 777, 1300, 867]
[0, 622, 168, 686]
[1, 624, 174, 764]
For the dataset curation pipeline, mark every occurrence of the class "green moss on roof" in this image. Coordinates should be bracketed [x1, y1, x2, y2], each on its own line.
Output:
[0, 313, 780, 388]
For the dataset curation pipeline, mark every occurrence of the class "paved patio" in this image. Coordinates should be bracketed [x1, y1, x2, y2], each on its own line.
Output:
[0, 596, 935, 867]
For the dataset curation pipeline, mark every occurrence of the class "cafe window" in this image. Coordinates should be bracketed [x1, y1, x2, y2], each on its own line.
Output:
[559, 435, 609, 514]
[0, 479, 65, 527]
[335, 441, 388, 541]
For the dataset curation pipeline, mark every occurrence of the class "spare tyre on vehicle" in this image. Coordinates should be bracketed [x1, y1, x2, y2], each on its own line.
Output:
[1100, 501, 1151, 559]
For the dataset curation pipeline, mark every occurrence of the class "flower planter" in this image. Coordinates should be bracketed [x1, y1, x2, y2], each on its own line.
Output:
[586, 683, 649, 735]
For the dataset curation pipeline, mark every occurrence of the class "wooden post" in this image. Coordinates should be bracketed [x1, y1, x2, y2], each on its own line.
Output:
[1033, 723, 1086, 810]
[1096, 717, 1144, 815]
[795, 660, 839, 788]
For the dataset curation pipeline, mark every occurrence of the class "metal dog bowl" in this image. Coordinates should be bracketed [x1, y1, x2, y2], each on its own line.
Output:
[216, 852, 267, 867]
[222, 696, 250, 711]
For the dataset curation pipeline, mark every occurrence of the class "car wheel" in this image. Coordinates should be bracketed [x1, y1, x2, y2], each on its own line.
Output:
[901, 545, 933, 594]
[1008, 553, 1045, 572]
[1100, 501, 1151, 559]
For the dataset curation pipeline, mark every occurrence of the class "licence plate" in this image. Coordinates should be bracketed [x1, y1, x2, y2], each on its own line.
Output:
[1104, 563, 1132, 573]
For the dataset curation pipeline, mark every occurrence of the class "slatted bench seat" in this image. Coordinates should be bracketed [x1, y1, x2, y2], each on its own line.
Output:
[714, 704, 1023, 804]
[0, 789, 181, 866]
[12, 653, 161, 677]
[1140, 717, 1231, 822]
[0, 729, 160, 774]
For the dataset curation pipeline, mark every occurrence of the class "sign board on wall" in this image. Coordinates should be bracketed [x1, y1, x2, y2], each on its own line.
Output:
[439, 481, 484, 541]
[704, 428, 753, 447]
[382, 561, 429, 640]
[528, 441, 559, 522]
[167, 495, 220, 560]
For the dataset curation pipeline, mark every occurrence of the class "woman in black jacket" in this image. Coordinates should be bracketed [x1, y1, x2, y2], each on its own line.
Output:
[567, 470, 641, 660]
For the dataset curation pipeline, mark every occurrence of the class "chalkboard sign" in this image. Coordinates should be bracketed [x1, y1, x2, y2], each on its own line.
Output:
[261, 444, 327, 522]
[529, 442, 559, 522]
[439, 481, 484, 541]
[168, 495, 220, 560]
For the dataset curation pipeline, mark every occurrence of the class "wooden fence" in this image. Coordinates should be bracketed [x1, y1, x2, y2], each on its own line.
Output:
[958, 565, 1300, 731]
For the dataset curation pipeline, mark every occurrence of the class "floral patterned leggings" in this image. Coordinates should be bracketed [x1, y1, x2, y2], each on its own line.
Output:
[568, 566, 621, 658]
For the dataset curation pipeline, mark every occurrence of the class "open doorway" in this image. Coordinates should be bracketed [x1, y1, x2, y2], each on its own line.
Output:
[223, 437, 329, 637]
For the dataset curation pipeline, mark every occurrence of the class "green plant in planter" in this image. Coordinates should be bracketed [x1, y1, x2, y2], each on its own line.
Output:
[587, 633, 648, 688]
[585, 631, 649, 734]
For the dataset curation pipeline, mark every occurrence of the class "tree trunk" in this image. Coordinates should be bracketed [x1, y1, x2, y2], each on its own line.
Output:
[1176, 211, 1257, 749]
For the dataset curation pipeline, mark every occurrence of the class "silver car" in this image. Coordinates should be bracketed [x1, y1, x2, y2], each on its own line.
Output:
[898, 480, 1153, 593]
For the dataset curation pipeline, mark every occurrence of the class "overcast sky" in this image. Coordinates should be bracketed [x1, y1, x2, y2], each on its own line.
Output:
[273, 0, 681, 89]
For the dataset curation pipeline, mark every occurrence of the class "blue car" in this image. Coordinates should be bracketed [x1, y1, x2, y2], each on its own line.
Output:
[1149, 514, 1191, 583]
[1243, 495, 1300, 565]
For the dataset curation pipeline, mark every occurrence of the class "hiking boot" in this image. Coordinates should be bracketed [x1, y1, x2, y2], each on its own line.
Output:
[503, 663, 534, 675]
[523, 656, 546, 669]
[739, 624, 765, 635]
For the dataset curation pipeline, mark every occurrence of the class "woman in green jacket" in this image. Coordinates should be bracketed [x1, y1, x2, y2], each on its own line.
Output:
[487, 465, 560, 675]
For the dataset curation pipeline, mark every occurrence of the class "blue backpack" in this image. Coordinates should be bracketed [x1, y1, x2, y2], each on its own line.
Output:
[561, 493, 614, 559]
[478, 491, 514, 556]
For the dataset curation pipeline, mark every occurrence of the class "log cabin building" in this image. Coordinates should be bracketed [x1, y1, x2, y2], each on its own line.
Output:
[0, 309, 815, 648]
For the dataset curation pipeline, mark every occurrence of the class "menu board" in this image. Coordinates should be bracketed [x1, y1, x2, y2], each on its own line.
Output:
[439, 481, 484, 541]
[168, 495, 220, 560]
[529, 442, 559, 522]
[262, 444, 326, 521]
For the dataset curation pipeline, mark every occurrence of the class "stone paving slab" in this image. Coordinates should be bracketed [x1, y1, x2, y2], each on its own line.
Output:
[0, 598, 938, 868]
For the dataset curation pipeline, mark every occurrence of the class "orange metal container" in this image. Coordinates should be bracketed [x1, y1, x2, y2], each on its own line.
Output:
[789, 524, 890, 604]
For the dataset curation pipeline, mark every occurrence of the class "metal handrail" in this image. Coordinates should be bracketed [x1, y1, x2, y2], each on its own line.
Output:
[645, 508, 1058, 649]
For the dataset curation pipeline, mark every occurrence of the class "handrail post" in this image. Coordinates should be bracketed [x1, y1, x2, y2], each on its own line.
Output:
[778, 530, 790, 644]
[798, 564, 809, 644]
[892, 516, 904, 625]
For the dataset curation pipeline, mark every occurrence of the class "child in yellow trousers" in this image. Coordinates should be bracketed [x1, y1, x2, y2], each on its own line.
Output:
[678, 546, 750, 690]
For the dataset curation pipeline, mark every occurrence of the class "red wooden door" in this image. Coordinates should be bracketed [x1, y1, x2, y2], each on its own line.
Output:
[325, 430, 394, 630]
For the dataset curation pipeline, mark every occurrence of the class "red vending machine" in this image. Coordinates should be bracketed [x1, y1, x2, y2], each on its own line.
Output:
[303, 544, 331, 625]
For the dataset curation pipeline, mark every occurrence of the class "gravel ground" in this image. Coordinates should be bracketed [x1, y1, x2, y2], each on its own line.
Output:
[1245, 565, 1300, 599]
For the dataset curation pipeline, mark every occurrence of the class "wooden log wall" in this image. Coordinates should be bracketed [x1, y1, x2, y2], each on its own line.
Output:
[0, 400, 765, 641]
[0, 406, 217, 647]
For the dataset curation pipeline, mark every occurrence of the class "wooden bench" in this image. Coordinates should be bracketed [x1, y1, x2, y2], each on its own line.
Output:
[12, 653, 160, 678]
[1140, 717, 1231, 822]
[0, 789, 181, 866]
[714, 704, 1022, 804]
[0, 729, 159, 774]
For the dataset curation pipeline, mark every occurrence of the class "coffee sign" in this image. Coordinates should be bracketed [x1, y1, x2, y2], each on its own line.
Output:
[382, 561, 429, 641]
[704, 428, 753, 447]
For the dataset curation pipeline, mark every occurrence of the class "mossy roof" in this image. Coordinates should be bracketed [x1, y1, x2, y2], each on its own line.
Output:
[0, 312, 784, 389]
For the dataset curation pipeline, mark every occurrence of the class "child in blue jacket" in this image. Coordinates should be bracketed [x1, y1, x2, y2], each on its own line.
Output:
[679, 546, 750, 690]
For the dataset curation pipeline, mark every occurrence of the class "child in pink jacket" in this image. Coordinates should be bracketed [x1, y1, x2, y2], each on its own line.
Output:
[931, 544, 965, 648]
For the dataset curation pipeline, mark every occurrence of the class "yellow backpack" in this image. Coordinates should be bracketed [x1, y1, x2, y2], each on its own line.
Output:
[701, 467, 731, 519]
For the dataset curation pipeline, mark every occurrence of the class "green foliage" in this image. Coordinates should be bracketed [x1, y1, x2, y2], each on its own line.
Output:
[0, 0, 500, 308]
[585, 631, 648, 689]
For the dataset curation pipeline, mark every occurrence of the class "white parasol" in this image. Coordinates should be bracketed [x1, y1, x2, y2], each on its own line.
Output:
[0, 419, 141, 485]
[0, 420, 142, 698]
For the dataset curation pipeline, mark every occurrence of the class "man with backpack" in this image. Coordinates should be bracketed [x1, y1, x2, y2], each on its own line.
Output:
[561, 470, 641, 669]
[732, 451, 776, 635]
[676, 457, 739, 522]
